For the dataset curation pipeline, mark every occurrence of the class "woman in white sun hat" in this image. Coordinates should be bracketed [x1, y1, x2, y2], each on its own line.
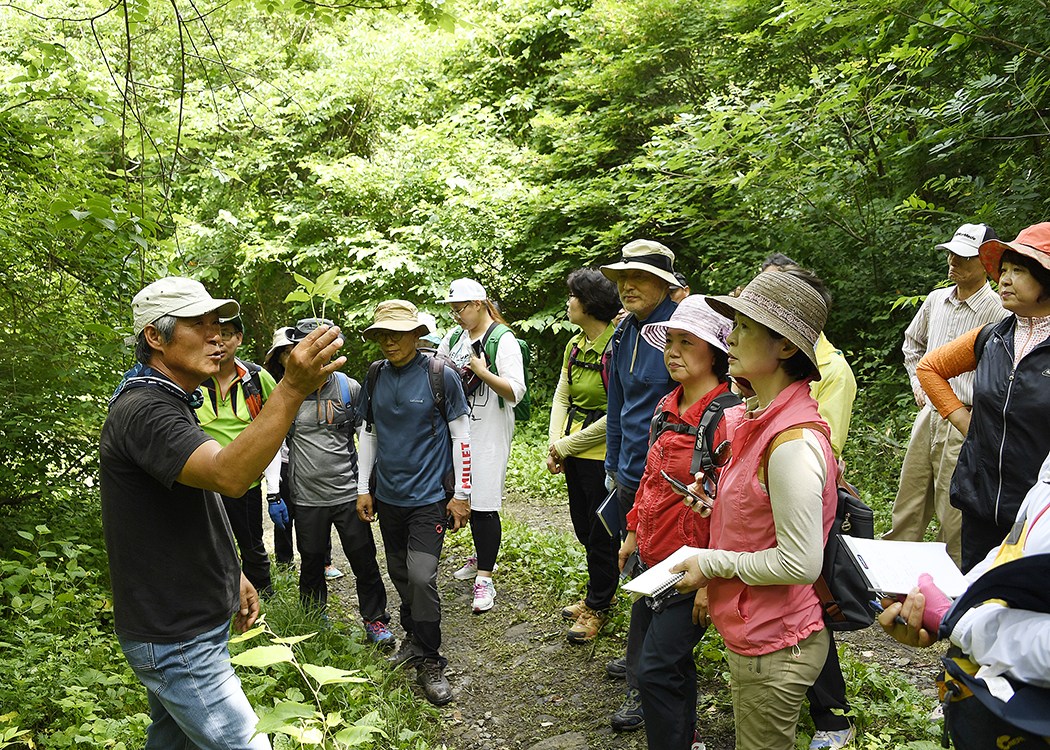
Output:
[625, 295, 741, 750]
[437, 278, 527, 614]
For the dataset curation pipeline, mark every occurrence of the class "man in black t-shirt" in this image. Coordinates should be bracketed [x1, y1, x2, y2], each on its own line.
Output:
[100, 277, 346, 750]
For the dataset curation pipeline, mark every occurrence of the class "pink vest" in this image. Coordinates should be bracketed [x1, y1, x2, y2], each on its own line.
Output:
[707, 379, 838, 656]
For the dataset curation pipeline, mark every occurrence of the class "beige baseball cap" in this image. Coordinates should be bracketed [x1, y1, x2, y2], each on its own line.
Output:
[131, 277, 239, 336]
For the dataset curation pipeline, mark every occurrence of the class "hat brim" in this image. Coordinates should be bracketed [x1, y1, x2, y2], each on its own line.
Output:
[980, 239, 1050, 281]
[172, 298, 240, 321]
[599, 261, 678, 288]
[361, 322, 430, 341]
[934, 240, 980, 258]
[705, 294, 821, 380]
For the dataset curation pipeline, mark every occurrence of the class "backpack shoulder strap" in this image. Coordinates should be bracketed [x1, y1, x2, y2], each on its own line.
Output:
[234, 358, 265, 420]
[690, 391, 744, 476]
[364, 360, 385, 426]
[448, 326, 465, 350]
[426, 354, 449, 434]
[758, 421, 831, 487]
[334, 371, 351, 407]
[481, 321, 508, 364]
[648, 392, 675, 451]
[974, 321, 995, 363]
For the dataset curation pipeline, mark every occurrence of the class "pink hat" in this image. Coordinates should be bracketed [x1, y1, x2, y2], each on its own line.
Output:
[979, 222, 1050, 281]
[641, 295, 730, 353]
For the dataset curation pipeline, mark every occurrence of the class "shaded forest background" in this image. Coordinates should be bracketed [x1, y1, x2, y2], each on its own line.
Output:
[0, 0, 1048, 745]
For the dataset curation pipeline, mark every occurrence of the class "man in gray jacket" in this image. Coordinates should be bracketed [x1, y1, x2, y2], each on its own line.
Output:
[283, 319, 392, 647]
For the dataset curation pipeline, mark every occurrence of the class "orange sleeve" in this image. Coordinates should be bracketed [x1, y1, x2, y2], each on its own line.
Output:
[916, 327, 981, 418]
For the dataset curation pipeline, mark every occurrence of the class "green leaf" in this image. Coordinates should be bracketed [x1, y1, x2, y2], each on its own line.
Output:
[228, 625, 268, 644]
[228, 644, 294, 667]
[254, 701, 317, 735]
[284, 290, 311, 303]
[301, 663, 366, 686]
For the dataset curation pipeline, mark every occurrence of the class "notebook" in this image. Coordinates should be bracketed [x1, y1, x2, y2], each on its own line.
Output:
[622, 545, 702, 597]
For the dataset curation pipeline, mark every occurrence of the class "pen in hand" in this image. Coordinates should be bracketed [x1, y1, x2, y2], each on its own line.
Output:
[869, 598, 908, 627]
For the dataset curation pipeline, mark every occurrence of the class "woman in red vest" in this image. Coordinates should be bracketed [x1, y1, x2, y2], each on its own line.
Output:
[673, 269, 839, 750]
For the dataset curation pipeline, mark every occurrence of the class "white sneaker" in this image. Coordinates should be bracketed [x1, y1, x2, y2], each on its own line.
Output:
[810, 726, 855, 749]
[452, 556, 498, 580]
[472, 577, 496, 613]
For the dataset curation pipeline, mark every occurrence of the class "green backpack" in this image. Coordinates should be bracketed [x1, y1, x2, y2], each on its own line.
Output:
[449, 322, 531, 422]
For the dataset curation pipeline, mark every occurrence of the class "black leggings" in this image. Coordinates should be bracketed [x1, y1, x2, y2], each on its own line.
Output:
[470, 510, 502, 572]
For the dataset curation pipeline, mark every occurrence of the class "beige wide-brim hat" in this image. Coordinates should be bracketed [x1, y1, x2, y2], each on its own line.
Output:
[600, 239, 678, 287]
[264, 326, 296, 367]
[361, 299, 430, 341]
[979, 222, 1050, 282]
[706, 271, 827, 378]
[641, 295, 730, 353]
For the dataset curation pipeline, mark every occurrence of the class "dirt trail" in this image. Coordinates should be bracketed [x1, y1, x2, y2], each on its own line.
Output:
[312, 495, 945, 750]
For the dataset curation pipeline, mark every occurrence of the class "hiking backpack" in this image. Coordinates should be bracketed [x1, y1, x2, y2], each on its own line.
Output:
[562, 332, 616, 434]
[760, 422, 875, 630]
[448, 322, 532, 422]
[648, 390, 743, 476]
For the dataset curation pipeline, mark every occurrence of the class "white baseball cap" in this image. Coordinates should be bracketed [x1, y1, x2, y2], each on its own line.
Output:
[935, 223, 998, 258]
[132, 277, 239, 336]
[437, 278, 487, 303]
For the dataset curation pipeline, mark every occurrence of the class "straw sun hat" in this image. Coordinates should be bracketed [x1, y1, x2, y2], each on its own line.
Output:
[706, 271, 828, 378]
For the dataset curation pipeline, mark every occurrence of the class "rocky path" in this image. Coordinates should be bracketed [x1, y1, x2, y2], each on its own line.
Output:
[306, 495, 947, 749]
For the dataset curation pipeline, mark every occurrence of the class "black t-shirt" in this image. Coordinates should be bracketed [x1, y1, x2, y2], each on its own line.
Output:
[99, 387, 240, 642]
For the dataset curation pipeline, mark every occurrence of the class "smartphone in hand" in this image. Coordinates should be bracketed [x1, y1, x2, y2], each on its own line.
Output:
[660, 470, 712, 516]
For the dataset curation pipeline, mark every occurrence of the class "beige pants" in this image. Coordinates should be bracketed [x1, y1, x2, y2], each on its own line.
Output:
[883, 403, 965, 566]
[727, 627, 830, 750]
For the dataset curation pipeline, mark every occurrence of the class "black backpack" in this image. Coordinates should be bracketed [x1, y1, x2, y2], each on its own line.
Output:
[648, 391, 743, 476]
[762, 422, 876, 630]
[364, 353, 457, 499]
[562, 333, 616, 435]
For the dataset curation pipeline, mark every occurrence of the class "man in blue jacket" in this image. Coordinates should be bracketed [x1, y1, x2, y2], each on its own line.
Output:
[599, 239, 680, 732]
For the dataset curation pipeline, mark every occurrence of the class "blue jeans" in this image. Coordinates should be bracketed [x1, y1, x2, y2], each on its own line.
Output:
[118, 620, 271, 750]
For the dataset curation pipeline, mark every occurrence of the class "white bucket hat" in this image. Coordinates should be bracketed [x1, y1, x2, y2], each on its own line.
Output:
[641, 295, 730, 354]
[600, 239, 678, 287]
[437, 278, 487, 303]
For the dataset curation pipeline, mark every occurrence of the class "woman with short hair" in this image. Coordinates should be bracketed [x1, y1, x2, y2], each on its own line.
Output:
[917, 222, 1050, 571]
[546, 268, 622, 642]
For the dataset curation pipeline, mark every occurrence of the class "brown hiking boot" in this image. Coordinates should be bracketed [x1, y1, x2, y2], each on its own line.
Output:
[567, 605, 607, 643]
[561, 599, 587, 621]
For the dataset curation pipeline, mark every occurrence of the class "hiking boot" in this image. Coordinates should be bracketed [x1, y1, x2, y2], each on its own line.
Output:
[324, 565, 344, 580]
[561, 599, 587, 621]
[606, 655, 627, 679]
[416, 658, 452, 705]
[610, 686, 644, 732]
[386, 636, 422, 669]
[452, 556, 498, 580]
[566, 605, 607, 643]
[363, 620, 396, 650]
[810, 726, 855, 749]
[471, 578, 496, 613]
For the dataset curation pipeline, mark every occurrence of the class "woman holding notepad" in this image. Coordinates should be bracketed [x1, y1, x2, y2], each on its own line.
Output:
[618, 295, 739, 750]
[672, 269, 840, 750]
